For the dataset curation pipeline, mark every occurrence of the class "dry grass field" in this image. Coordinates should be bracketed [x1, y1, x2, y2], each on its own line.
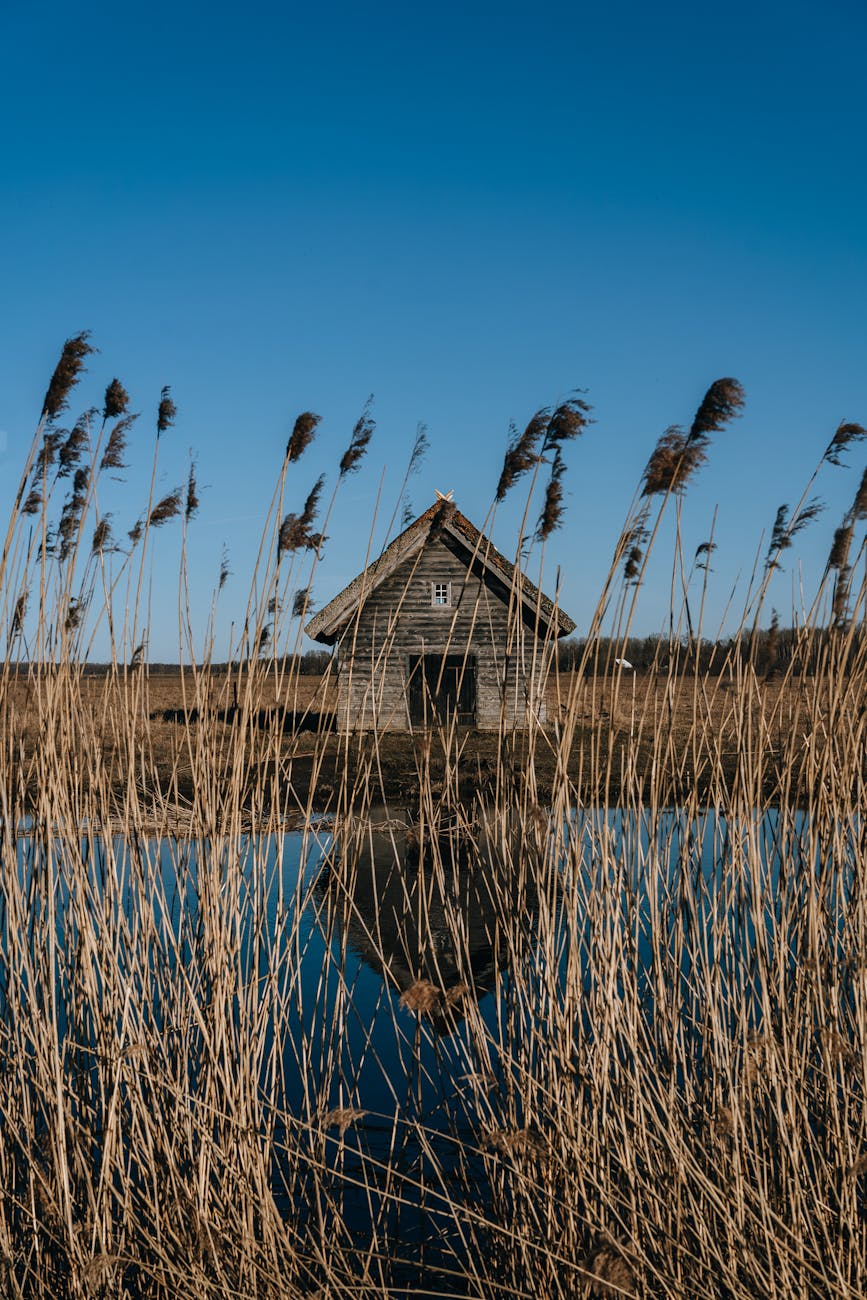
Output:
[2, 663, 858, 818]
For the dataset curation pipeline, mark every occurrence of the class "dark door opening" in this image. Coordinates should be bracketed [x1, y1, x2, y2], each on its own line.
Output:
[408, 653, 476, 726]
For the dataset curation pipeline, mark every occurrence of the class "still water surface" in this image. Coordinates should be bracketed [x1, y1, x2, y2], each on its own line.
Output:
[7, 805, 857, 1289]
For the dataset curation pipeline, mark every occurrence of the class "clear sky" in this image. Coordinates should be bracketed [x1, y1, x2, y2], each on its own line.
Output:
[2, 0, 866, 660]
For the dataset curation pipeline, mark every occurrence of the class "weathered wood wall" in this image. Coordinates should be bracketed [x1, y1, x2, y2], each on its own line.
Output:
[335, 534, 555, 731]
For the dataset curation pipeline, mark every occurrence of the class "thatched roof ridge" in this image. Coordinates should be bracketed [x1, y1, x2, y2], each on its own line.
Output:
[305, 499, 576, 644]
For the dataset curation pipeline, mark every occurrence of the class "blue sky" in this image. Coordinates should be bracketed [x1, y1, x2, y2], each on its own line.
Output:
[2, 0, 866, 659]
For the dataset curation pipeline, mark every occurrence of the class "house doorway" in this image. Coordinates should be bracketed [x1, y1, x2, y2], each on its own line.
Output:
[407, 653, 476, 726]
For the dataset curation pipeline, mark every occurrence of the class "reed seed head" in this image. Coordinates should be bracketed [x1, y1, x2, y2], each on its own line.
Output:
[850, 465, 867, 520]
[278, 515, 305, 555]
[101, 414, 136, 472]
[535, 450, 567, 541]
[57, 417, 91, 478]
[496, 411, 547, 501]
[42, 332, 94, 420]
[218, 547, 230, 590]
[832, 566, 852, 627]
[301, 473, 325, 527]
[688, 377, 745, 441]
[765, 498, 823, 572]
[185, 462, 199, 520]
[157, 386, 176, 436]
[92, 517, 113, 554]
[339, 399, 375, 477]
[279, 474, 327, 556]
[408, 422, 429, 476]
[64, 598, 82, 633]
[22, 485, 42, 516]
[103, 378, 129, 420]
[292, 588, 314, 618]
[623, 545, 643, 581]
[11, 592, 27, 635]
[34, 431, 62, 474]
[148, 488, 183, 527]
[828, 523, 854, 571]
[824, 420, 867, 467]
[642, 427, 706, 497]
[643, 378, 743, 497]
[543, 391, 593, 451]
[286, 411, 321, 463]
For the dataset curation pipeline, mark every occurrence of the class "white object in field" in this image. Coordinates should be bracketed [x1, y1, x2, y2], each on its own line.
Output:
[615, 658, 634, 670]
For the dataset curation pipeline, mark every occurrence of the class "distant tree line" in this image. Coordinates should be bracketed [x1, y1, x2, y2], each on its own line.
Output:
[67, 650, 337, 676]
[555, 626, 863, 677]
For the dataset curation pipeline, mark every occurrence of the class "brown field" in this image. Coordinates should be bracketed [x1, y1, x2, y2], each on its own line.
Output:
[2, 664, 851, 816]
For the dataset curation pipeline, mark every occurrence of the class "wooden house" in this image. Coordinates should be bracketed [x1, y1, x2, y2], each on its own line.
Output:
[305, 497, 575, 731]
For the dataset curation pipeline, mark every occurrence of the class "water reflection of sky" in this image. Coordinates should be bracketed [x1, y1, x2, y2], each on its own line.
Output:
[7, 805, 860, 1292]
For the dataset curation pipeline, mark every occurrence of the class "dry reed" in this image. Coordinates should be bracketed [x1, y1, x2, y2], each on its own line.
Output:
[0, 341, 864, 1298]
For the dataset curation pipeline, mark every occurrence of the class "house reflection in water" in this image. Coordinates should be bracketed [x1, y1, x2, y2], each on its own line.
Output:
[316, 815, 534, 1030]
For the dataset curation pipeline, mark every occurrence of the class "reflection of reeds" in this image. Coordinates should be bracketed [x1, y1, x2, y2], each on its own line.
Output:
[0, 337, 865, 1297]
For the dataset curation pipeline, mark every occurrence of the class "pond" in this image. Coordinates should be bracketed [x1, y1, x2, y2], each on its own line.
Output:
[2, 804, 862, 1294]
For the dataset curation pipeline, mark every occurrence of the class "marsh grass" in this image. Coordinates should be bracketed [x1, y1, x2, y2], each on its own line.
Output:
[0, 344, 865, 1297]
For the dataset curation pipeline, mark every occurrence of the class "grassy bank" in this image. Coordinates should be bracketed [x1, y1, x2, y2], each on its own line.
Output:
[3, 665, 861, 816]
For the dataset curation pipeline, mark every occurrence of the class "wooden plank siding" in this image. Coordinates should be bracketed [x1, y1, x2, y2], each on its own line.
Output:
[334, 533, 555, 731]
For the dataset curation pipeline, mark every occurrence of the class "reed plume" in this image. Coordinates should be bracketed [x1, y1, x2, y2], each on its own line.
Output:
[535, 450, 567, 541]
[695, 539, 716, 570]
[286, 411, 321, 463]
[218, 546, 230, 590]
[41, 331, 94, 419]
[11, 591, 27, 635]
[828, 523, 854, 571]
[157, 385, 177, 436]
[823, 419, 867, 467]
[148, 488, 183, 527]
[542, 391, 593, 451]
[688, 376, 745, 440]
[33, 431, 62, 475]
[57, 416, 91, 477]
[643, 377, 744, 496]
[21, 485, 42, 515]
[496, 411, 548, 501]
[278, 475, 326, 555]
[103, 378, 129, 419]
[408, 422, 429, 475]
[91, 517, 113, 554]
[185, 461, 199, 520]
[339, 398, 375, 476]
[765, 497, 823, 572]
[853, 466, 867, 519]
[642, 426, 703, 496]
[101, 414, 136, 471]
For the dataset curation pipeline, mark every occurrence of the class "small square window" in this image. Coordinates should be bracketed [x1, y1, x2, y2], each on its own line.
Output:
[431, 581, 451, 607]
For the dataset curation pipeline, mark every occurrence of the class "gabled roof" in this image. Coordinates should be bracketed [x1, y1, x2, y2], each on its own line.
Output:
[305, 499, 576, 645]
